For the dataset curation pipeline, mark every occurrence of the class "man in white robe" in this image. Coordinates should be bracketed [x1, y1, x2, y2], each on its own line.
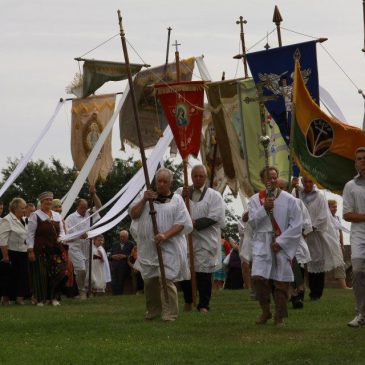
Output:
[299, 177, 344, 301]
[65, 186, 101, 299]
[343, 147, 365, 327]
[249, 167, 302, 325]
[176, 164, 225, 312]
[129, 168, 193, 322]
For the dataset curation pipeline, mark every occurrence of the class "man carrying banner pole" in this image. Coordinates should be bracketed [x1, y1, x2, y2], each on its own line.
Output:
[249, 166, 302, 325]
[154, 46, 206, 308]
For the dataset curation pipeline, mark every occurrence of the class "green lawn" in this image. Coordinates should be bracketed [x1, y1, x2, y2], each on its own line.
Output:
[0, 289, 364, 365]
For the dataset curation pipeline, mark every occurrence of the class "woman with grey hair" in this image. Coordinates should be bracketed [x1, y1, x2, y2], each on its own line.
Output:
[0, 197, 29, 305]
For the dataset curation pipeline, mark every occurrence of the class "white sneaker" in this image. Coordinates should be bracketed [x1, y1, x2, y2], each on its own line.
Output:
[36, 302, 44, 307]
[51, 300, 61, 307]
[347, 315, 365, 328]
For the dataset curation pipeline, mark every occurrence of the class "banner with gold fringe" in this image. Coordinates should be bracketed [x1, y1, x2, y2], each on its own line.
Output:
[71, 94, 116, 186]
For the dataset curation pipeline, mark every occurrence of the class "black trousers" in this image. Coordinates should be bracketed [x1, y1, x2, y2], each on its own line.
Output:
[8, 250, 30, 299]
[111, 263, 130, 295]
[308, 272, 325, 299]
[181, 272, 212, 310]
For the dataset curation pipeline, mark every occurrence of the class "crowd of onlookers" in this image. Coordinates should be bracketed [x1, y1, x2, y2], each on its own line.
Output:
[0, 194, 144, 306]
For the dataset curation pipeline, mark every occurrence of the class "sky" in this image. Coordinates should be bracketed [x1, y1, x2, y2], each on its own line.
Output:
[1, 0, 364, 229]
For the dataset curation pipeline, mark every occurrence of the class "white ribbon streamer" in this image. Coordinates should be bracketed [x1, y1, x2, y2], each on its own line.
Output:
[0, 99, 65, 198]
[61, 83, 130, 218]
[62, 127, 173, 241]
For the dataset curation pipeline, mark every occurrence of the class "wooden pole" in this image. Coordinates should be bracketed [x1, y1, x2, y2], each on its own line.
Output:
[163, 27, 172, 76]
[117, 10, 169, 302]
[87, 213, 93, 298]
[272, 5, 283, 47]
[172, 40, 197, 306]
[183, 158, 197, 306]
[172, 40, 181, 82]
[233, 16, 249, 78]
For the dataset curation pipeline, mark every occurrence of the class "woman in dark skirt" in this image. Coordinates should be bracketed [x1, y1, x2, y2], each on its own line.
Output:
[0, 198, 29, 305]
[26, 192, 67, 306]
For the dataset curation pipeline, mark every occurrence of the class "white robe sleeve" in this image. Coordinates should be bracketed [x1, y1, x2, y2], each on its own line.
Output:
[300, 200, 313, 236]
[207, 191, 225, 228]
[248, 195, 271, 232]
[311, 193, 329, 231]
[26, 212, 38, 249]
[275, 197, 303, 259]
[172, 194, 193, 236]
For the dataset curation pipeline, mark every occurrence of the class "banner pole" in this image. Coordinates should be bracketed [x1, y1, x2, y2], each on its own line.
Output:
[117, 10, 169, 302]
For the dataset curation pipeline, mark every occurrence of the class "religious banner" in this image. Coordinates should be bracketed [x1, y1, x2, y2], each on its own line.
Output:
[292, 61, 362, 194]
[82, 59, 143, 98]
[71, 94, 116, 186]
[246, 40, 319, 145]
[154, 81, 204, 159]
[119, 58, 195, 149]
[200, 110, 238, 195]
[238, 78, 289, 192]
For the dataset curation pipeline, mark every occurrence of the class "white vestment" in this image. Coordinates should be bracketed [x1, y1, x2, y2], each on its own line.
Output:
[295, 199, 312, 265]
[86, 244, 106, 292]
[176, 187, 225, 273]
[238, 219, 253, 264]
[248, 190, 303, 282]
[65, 209, 100, 272]
[300, 189, 344, 273]
[129, 193, 193, 282]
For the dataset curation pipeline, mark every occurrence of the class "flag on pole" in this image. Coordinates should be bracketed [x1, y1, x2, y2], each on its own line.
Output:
[247, 41, 319, 145]
[154, 81, 204, 159]
[292, 60, 363, 193]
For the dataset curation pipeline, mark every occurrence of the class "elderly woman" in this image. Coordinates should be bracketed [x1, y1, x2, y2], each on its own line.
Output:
[0, 198, 29, 305]
[26, 192, 67, 306]
[129, 168, 193, 322]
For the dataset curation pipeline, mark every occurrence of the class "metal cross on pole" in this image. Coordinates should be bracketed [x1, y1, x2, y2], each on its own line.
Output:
[172, 40, 181, 82]
[233, 16, 249, 79]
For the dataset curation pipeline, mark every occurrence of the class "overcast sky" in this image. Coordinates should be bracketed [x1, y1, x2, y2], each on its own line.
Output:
[1, 0, 364, 174]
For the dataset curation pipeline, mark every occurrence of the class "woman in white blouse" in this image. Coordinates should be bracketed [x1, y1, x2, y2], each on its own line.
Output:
[0, 198, 28, 305]
[26, 192, 67, 306]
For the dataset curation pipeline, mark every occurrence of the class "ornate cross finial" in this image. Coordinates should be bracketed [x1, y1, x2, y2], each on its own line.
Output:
[272, 5, 283, 47]
[233, 16, 249, 78]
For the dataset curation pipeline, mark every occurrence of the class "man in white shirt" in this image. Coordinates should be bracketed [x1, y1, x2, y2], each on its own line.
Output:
[343, 147, 365, 327]
[177, 164, 225, 313]
[65, 186, 101, 299]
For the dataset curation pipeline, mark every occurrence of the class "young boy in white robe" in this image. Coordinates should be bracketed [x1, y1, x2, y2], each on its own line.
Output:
[248, 167, 302, 326]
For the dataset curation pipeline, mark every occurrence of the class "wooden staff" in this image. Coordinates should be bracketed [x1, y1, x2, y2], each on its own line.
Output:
[163, 27, 172, 76]
[272, 5, 283, 47]
[183, 158, 197, 306]
[173, 40, 197, 306]
[117, 10, 169, 302]
[87, 198, 94, 298]
[233, 16, 249, 78]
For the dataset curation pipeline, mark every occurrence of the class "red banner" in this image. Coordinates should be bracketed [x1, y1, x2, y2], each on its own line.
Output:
[154, 81, 205, 159]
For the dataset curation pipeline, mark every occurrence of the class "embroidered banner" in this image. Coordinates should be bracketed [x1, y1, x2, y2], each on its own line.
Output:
[292, 61, 361, 194]
[71, 94, 116, 186]
[247, 41, 319, 145]
[154, 81, 204, 159]
[119, 58, 195, 149]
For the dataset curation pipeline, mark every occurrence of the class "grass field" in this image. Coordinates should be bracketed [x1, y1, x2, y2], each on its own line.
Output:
[0, 289, 364, 365]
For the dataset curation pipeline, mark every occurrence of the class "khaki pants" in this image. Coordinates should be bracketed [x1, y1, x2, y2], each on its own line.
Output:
[144, 277, 178, 321]
[252, 276, 290, 321]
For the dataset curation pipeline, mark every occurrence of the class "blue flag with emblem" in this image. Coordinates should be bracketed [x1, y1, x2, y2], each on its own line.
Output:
[246, 40, 319, 147]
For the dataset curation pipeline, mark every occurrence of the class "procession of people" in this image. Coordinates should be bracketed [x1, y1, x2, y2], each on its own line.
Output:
[1, 158, 362, 329]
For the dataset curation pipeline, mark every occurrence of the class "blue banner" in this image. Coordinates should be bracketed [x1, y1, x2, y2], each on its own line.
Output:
[246, 41, 319, 146]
